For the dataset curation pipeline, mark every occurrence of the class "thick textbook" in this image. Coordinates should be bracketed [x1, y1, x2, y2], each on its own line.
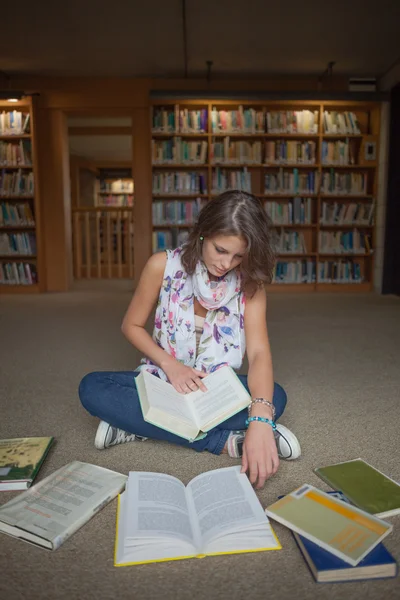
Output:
[265, 484, 392, 567]
[0, 437, 54, 491]
[314, 458, 400, 518]
[0, 461, 127, 550]
[285, 492, 397, 583]
[136, 366, 250, 441]
[114, 465, 281, 566]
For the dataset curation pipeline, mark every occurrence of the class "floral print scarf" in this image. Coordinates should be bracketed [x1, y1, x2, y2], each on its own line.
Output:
[138, 246, 246, 380]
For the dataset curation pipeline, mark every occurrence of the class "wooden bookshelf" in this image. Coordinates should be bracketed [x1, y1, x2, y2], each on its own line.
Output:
[150, 100, 380, 291]
[0, 98, 43, 292]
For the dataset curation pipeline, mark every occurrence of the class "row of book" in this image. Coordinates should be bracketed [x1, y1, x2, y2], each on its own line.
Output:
[264, 170, 318, 195]
[152, 139, 208, 165]
[321, 140, 357, 165]
[275, 231, 307, 254]
[318, 260, 362, 283]
[97, 194, 133, 207]
[0, 232, 36, 255]
[212, 168, 252, 193]
[273, 260, 315, 284]
[153, 200, 202, 226]
[99, 179, 134, 193]
[321, 171, 367, 195]
[265, 198, 312, 225]
[323, 111, 361, 135]
[320, 202, 374, 225]
[0, 202, 35, 226]
[0, 261, 37, 285]
[152, 173, 207, 195]
[152, 107, 207, 134]
[0, 170, 34, 196]
[151, 106, 364, 136]
[152, 230, 189, 252]
[265, 140, 317, 164]
[210, 139, 262, 164]
[0, 140, 32, 167]
[319, 231, 371, 254]
[0, 111, 30, 136]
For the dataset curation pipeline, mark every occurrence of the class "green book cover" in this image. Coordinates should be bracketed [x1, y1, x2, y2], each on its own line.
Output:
[0, 437, 54, 490]
[315, 459, 400, 518]
[265, 484, 393, 567]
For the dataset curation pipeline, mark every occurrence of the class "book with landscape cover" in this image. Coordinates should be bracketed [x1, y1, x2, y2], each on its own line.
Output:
[114, 465, 281, 566]
[265, 484, 393, 567]
[135, 366, 250, 441]
[0, 461, 127, 550]
[278, 491, 397, 583]
[0, 437, 54, 491]
[314, 458, 400, 518]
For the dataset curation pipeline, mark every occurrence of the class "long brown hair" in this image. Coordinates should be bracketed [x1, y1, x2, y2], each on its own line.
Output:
[181, 190, 276, 297]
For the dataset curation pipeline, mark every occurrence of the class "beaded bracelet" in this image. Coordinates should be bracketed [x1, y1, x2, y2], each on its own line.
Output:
[245, 416, 276, 430]
[248, 398, 276, 419]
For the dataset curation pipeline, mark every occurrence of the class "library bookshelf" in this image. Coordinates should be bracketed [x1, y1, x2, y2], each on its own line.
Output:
[150, 100, 380, 292]
[0, 98, 43, 293]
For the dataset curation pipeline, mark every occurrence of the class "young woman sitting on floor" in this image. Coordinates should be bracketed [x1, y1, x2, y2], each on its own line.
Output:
[79, 190, 301, 489]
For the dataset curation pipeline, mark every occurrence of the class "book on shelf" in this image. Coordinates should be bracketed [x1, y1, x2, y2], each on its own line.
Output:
[152, 138, 208, 165]
[320, 201, 374, 226]
[0, 461, 127, 550]
[276, 230, 307, 254]
[0, 262, 37, 285]
[273, 260, 316, 284]
[211, 106, 264, 134]
[212, 167, 252, 194]
[283, 491, 397, 583]
[265, 484, 393, 567]
[0, 111, 30, 136]
[115, 465, 281, 566]
[210, 138, 262, 164]
[266, 110, 319, 134]
[135, 366, 250, 441]
[152, 229, 189, 253]
[0, 140, 32, 167]
[265, 140, 316, 165]
[319, 230, 371, 255]
[0, 170, 34, 196]
[0, 437, 54, 491]
[151, 106, 207, 134]
[323, 111, 361, 135]
[153, 198, 202, 226]
[0, 231, 36, 255]
[320, 171, 367, 195]
[315, 459, 400, 518]
[321, 139, 358, 166]
[318, 260, 362, 284]
[0, 202, 35, 226]
[265, 198, 312, 225]
[264, 169, 318, 195]
[152, 172, 207, 195]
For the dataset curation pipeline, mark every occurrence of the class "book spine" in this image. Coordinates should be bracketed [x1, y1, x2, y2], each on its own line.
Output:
[27, 437, 54, 486]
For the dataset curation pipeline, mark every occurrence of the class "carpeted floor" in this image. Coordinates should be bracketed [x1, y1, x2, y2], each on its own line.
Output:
[1, 283, 399, 600]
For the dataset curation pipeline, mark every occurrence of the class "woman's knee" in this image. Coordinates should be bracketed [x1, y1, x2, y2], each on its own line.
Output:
[79, 372, 103, 411]
[273, 382, 287, 419]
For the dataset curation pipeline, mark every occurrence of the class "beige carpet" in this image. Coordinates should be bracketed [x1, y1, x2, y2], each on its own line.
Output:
[1, 283, 399, 600]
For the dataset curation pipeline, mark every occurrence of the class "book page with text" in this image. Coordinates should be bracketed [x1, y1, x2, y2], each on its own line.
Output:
[190, 368, 250, 430]
[187, 466, 278, 553]
[141, 371, 197, 427]
[124, 472, 198, 552]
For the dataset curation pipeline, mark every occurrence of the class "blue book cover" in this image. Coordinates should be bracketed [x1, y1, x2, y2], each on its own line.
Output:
[289, 492, 397, 583]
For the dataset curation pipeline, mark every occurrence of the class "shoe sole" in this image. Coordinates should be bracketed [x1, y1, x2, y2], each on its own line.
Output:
[275, 424, 301, 460]
[94, 420, 110, 450]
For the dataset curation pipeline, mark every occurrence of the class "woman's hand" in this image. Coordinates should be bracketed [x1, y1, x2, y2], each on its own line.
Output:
[241, 422, 279, 489]
[162, 359, 207, 394]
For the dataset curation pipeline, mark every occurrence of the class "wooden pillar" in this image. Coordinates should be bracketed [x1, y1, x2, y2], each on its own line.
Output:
[132, 108, 152, 287]
[36, 109, 73, 291]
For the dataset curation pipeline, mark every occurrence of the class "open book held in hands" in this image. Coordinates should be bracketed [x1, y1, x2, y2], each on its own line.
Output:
[135, 366, 250, 441]
[115, 465, 281, 566]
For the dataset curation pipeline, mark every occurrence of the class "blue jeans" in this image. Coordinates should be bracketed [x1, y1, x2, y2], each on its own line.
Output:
[79, 371, 287, 455]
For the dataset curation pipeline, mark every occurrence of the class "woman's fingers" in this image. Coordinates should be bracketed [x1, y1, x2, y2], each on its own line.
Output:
[193, 376, 207, 392]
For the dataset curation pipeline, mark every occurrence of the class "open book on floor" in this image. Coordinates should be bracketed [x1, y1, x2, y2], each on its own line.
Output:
[114, 465, 281, 566]
[0, 461, 127, 550]
[135, 366, 250, 441]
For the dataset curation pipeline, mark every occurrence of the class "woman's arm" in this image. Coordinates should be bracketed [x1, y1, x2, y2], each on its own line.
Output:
[242, 286, 279, 488]
[121, 252, 206, 393]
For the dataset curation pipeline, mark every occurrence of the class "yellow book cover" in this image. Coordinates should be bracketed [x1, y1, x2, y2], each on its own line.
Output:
[114, 466, 281, 566]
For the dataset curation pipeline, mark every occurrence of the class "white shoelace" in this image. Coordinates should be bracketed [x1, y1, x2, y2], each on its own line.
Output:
[111, 429, 136, 446]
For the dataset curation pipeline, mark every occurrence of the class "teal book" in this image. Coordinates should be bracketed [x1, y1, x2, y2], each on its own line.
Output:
[0, 437, 54, 491]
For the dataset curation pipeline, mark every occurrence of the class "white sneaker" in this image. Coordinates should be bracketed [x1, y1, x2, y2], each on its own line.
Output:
[94, 420, 147, 450]
[274, 424, 301, 460]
